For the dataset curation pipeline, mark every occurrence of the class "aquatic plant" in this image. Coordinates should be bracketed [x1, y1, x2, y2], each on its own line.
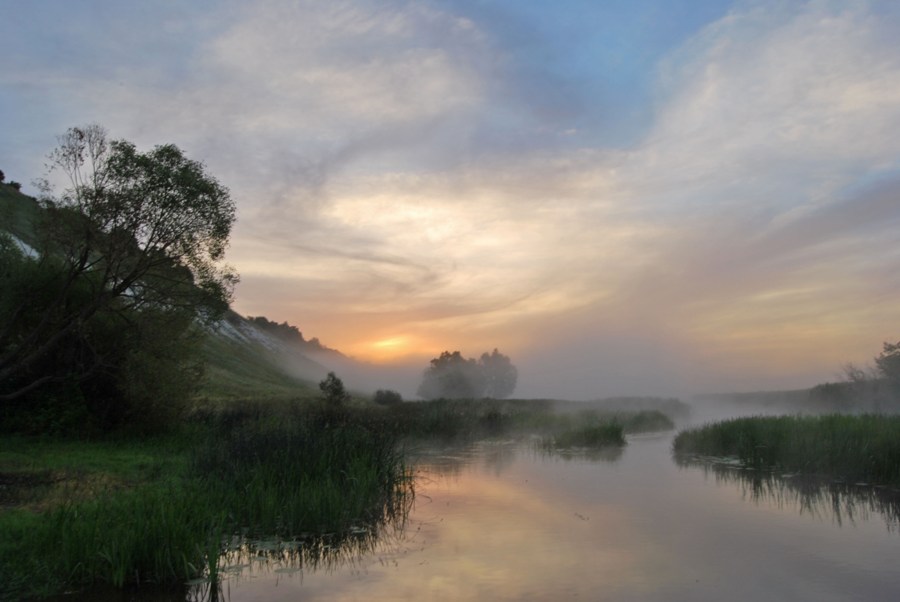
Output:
[543, 421, 626, 449]
[0, 405, 411, 600]
[673, 414, 900, 485]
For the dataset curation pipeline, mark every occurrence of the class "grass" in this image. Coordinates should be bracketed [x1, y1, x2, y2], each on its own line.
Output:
[0, 183, 42, 247]
[673, 414, 900, 486]
[537, 410, 672, 451]
[0, 396, 679, 599]
[545, 421, 626, 448]
[0, 403, 411, 600]
[381, 399, 676, 442]
[198, 315, 321, 402]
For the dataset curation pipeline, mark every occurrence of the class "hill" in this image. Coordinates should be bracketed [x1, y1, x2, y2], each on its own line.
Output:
[0, 182, 346, 404]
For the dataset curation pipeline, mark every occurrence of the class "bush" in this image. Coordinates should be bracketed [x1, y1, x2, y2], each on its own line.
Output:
[8, 180, 21, 191]
[373, 389, 403, 405]
[319, 372, 350, 406]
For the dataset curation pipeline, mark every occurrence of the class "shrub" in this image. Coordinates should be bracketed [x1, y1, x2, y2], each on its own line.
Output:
[319, 371, 350, 406]
[374, 389, 403, 405]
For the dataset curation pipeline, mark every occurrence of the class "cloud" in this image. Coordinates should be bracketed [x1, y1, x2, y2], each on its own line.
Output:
[4, 0, 900, 396]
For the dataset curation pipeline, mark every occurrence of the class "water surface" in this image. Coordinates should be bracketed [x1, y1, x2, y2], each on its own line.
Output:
[213, 433, 900, 601]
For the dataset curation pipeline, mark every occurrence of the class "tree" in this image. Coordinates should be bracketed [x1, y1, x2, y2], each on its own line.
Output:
[320, 371, 350, 406]
[875, 341, 900, 399]
[417, 351, 486, 400]
[0, 125, 237, 428]
[479, 348, 517, 398]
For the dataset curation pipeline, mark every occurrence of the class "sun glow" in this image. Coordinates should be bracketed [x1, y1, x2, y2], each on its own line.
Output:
[358, 336, 415, 361]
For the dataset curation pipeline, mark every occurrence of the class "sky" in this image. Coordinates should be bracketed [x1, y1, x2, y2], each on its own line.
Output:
[3, 0, 900, 399]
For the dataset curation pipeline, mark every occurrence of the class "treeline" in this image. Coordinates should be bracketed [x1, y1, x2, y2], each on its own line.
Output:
[246, 315, 337, 354]
[808, 341, 900, 411]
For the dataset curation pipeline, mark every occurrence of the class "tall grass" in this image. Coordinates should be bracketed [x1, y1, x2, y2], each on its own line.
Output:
[0, 405, 411, 600]
[192, 406, 410, 537]
[381, 399, 674, 442]
[673, 415, 900, 485]
[543, 422, 626, 448]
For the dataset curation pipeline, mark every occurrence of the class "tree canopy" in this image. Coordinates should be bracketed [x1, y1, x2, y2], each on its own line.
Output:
[417, 349, 517, 400]
[0, 125, 237, 432]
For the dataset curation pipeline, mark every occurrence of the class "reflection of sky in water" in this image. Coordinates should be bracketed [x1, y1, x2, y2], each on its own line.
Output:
[221, 436, 900, 601]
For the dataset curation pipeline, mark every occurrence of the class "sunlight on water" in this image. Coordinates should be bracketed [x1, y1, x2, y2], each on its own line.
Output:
[195, 435, 900, 601]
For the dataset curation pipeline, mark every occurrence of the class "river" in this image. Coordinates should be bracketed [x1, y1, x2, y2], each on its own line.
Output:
[207, 425, 900, 601]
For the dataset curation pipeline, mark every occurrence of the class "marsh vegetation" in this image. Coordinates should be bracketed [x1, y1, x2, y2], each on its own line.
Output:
[0, 404, 412, 599]
[673, 414, 900, 486]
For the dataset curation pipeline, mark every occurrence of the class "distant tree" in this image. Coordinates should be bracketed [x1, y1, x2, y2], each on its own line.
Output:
[248, 315, 304, 343]
[373, 389, 403, 406]
[320, 371, 350, 406]
[876, 341, 900, 398]
[417, 351, 487, 400]
[8, 181, 21, 191]
[875, 342, 900, 381]
[0, 125, 237, 431]
[0, 169, 5, 182]
[479, 348, 517, 398]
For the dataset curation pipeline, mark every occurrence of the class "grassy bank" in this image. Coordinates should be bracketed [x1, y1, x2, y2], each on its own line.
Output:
[673, 414, 900, 485]
[0, 404, 410, 600]
[381, 398, 676, 443]
[0, 397, 678, 599]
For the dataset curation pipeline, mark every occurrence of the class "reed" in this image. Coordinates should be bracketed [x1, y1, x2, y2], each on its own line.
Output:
[673, 414, 900, 485]
[544, 421, 626, 449]
[0, 405, 411, 600]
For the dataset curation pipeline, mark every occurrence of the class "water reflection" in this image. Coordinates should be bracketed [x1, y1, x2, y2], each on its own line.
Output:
[534, 443, 624, 463]
[410, 438, 625, 479]
[191, 479, 416, 601]
[676, 455, 900, 533]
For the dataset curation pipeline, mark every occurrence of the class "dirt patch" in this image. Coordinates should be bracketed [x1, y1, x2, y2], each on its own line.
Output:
[0, 470, 61, 507]
[0, 470, 130, 511]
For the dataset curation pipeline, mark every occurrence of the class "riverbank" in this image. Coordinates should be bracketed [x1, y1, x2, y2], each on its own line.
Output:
[673, 414, 900, 485]
[0, 397, 680, 599]
[0, 403, 410, 600]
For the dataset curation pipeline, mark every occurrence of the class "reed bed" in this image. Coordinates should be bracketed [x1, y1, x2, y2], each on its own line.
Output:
[0, 405, 411, 600]
[383, 399, 674, 442]
[673, 414, 900, 485]
[542, 421, 626, 449]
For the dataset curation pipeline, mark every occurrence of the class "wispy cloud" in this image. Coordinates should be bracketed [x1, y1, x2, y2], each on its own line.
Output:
[3, 0, 900, 396]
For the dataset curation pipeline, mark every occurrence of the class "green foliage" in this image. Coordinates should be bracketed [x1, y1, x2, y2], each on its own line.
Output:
[247, 315, 304, 343]
[0, 407, 410, 599]
[480, 348, 518, 398]
[373, 389, 403, 405]
[546, 422, 625, 448]
[319, 371, 350, 406]
[875, 341, 900, 399]
[0, 124, 238, 433]
[418, 351, 484, 399]
[382, 398, 674, 442]
[673, 415, 900, 485]
[417, 349, 518, 400]
[8, 180, 21, 191]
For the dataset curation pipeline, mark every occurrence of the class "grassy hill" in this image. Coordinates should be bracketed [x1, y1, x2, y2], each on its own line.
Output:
[0, 182, 330, 404]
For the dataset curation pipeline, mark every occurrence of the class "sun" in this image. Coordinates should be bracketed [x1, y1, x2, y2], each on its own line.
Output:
[359, 336, 414, 362]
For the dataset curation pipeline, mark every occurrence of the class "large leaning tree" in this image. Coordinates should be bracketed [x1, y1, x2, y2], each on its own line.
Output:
[0, 125, 237, 430]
